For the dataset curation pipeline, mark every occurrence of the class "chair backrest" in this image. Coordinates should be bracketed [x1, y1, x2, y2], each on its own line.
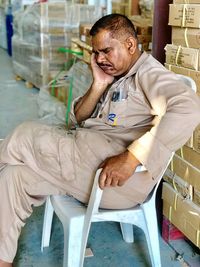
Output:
[176, 74, 197, 93]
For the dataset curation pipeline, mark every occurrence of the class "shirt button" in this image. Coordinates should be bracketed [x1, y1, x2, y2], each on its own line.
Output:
[99, 114, 103, 118]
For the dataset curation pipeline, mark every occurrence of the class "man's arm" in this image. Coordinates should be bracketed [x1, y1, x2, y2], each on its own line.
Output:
[98, 150, 141, 189]
[74, 54, 114, 124]
[99, 69, 200, 189]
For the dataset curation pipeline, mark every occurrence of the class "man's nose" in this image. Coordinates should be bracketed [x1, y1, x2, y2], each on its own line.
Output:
[96, 52, 105, 63]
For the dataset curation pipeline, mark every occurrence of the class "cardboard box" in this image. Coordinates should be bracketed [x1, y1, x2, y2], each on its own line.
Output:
[169, 4, 200, 28]
[164, 168, 192, 199]
[79, 23, 92, 43]
[176, 144, 200, 170]
[163, 200, 200, 248]
[165, 63, 200, 95]
[194, 124, 200, 153]
[165, 44, 200, 71]
[162, 182, 200, 248]
[162, 182, 179, 208]
[169, 154, 200, 191]
[83, 48, 92, 64]
[193, 188, 200, 207]
[112, 1, 130, 17]
[185, 136, 194, 149]
[129, 15, 152, 35]
[174, 0, 200, 3]
[172, 27, 200, 49]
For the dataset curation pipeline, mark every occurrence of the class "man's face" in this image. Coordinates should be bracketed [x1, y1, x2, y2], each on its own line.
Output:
[91, 29, 135, 77]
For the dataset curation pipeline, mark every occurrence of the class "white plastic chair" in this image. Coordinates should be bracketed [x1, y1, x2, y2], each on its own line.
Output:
[41, 74, 196, 267]
[41, 163, 170, 267]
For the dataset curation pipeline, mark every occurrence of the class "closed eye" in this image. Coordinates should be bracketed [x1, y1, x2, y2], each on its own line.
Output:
[93, 47, 112, 55]
[103, 48, 112, 54]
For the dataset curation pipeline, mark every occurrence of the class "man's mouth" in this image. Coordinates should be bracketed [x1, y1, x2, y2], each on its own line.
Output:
[99, 64, 113, 71]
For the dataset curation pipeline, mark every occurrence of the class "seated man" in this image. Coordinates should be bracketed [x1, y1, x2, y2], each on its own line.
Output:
[0, 14, 200, 267]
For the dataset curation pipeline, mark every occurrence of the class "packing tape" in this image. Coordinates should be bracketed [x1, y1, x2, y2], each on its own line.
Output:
[184, 28, 189, 48]
[182, 5, 187, 27]
[180, 147, 184, 159]
[174, 192, 178, 210]
[172, 173, 178, 192]
[175, 45, 181, 66]
[169, 206, 172, 221]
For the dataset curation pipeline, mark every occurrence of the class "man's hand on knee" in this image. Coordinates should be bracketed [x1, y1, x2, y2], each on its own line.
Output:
[98, 151, 141, 189]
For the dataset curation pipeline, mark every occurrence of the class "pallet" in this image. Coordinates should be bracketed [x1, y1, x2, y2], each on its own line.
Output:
[15, 75, 34, 89]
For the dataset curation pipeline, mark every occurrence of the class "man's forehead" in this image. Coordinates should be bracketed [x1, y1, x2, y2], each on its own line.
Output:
[92, 38, 116, 53]
[92, 28, 129, 44]
[92, 29, 112, 39]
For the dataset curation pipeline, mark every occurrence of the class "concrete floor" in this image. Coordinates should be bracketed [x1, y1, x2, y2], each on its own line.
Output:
[0, 47, 200, 267]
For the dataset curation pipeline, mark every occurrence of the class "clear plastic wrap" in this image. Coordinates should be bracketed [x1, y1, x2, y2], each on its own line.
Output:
[37, 60, 93, 124]
[0, 7, 7, 50]
[12, 2, 102, 88]
[68, 60, 92, 99]
[37, 85, 67, 126]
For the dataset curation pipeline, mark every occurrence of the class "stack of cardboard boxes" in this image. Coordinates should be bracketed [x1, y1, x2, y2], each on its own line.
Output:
[165, 2, 200, 96]
[69, 23, 93, 64]
[130, 15, 152, 52]
[47, 22, 93, 106]
[111, 0, 132, 17]
[12, 2, 101, 89]
[163, 0, 200, 248]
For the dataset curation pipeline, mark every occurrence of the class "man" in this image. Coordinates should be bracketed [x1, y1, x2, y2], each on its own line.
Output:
[0, 14, 200, 266]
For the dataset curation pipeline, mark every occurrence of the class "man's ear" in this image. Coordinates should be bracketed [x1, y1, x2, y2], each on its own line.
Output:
[126, 37, 137, 54]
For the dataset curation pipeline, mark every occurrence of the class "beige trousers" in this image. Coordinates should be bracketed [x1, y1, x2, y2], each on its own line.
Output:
[0, 121, 155, 262]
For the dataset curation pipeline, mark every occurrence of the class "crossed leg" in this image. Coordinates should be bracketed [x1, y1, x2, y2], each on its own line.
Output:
[0, 164, 66, 265]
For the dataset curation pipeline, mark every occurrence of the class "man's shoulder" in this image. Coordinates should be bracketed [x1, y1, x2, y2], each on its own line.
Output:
[138, 52, 167, 73]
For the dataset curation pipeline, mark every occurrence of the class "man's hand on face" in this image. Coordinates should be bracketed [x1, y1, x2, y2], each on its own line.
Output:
[91, 53, 114, 89]
[98, 151, 141, 189]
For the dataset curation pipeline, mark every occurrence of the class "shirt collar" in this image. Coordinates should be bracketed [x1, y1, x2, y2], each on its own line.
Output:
[118, 51, 150, 81]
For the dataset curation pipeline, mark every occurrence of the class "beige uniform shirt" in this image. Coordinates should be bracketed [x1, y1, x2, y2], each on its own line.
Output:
[70, 52, 200, 181]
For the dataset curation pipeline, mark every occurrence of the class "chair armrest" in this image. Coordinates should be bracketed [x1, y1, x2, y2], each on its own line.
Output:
[87, 165, 147, 215]
[135, 165, 146, 172]
[94, 165, 146, 191]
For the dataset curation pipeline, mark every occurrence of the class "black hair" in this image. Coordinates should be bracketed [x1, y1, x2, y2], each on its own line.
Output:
[90, 13, 137, 39]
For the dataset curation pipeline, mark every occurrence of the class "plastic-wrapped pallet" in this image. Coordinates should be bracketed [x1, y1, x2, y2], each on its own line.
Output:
[37, 60, 92, 125]
[0, 7, 7, 50]
[12, 2, 101, 88]
[68, 60, 93, 99]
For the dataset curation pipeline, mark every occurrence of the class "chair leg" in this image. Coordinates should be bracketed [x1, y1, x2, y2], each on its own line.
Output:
[41, 197, 54, 251]
[142, 205, 162, 267]
[62, 217, 85, 267]
[120, 223, 134, 243]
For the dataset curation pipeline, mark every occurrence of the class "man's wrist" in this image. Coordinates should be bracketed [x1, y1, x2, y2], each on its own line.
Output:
[126, 149, 141, 168]
[92, 81, 108, 91]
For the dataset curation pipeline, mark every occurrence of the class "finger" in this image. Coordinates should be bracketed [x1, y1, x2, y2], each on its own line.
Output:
[99, 171, 107, 189]
[105, 177, 112, 187]
[111, 178, 119, 187]
[118, 180, 125, 187]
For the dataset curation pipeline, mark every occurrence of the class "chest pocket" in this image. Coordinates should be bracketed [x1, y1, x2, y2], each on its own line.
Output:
[106, 91, 151, 128]
[107, 99, 128, 127]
